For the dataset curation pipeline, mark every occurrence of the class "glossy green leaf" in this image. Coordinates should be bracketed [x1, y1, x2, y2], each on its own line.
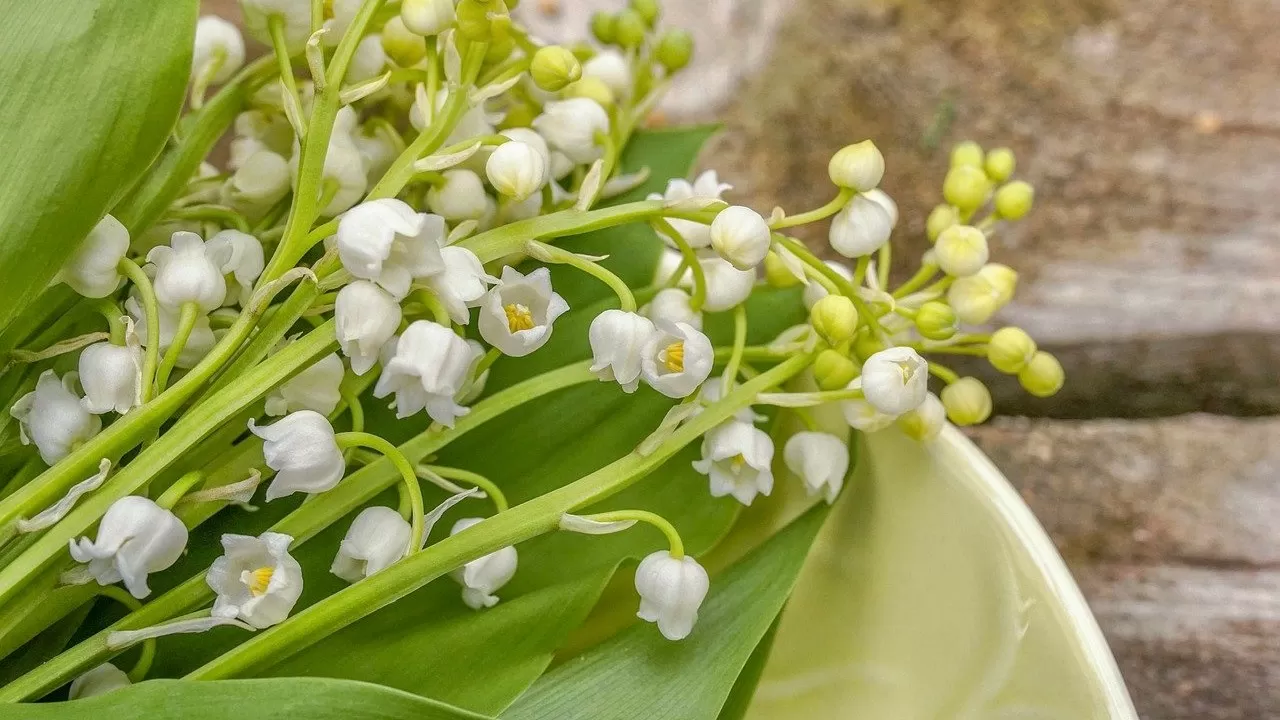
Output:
[501, 506, 829, 720]
[717, 620, 780, 720]
[6, 678, 489, 720]
[0, 0, 196, 335]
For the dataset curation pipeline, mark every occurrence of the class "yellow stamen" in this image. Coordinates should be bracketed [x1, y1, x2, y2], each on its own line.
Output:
[246, 566, 274, 596]
[504, 303, 535, 332]
[730, 454, 747, 472]
[661, 341, 685, 373]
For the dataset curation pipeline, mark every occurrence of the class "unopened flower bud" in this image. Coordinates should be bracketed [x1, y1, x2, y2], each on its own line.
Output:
[427, 169, 489, 221]
[829, 193, 893, 258]
[987, 326, 1037, 374]
[862, 347, 928, 415]
[810, 295, 857, 345]
[401, 0, 456, 36]
[980, 263, 1018, 304]
[146, 231, 227, 312]
[486, 141, 548, 201]
[853, 330, 885, 362]
[940, 377, 992, 426]
[934, 225, 989, 277]
[813, 349, 857, 391]
[898, 392, 946, 440]
[193, 16, 245, 85]
[562, 76, 615, 109]
[655, 29, 694, 72]
[784, 431, 848, 504]
[61, 215, 129, 299]
[532, 98, 610, 164]
[456, 0, 505, 41]
[947, 274, 1001, 325]
[450, 518, 518, 608]
[984, 147, 1016, 182]
[1018, 351, 1064, 397]
[590, 11, 617, 44]
[926, 204, 959, 242]
[614, 9, 648, 48]
[828, 140, 884, 192]
[942, 165, 992, 213]
[915, 301, 957, 340]
[646, 288, 701, 330]
[69, 664, 131, 700]
[950, 141, 984, 169]
[582, 50, 632, 101]
[630, 0, 660, 25]
[531, 46, 582, 92]
[381, 17, 427, 67]
[995, 181, 1035, 220]
[763, 251, 803, 289]
[709, 206, 770, 271]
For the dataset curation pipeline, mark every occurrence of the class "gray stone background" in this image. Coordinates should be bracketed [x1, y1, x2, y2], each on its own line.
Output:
[208, 1, 1280, 716]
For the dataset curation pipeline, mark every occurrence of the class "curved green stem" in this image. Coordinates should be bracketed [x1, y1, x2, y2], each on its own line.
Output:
[526, 240, 636, 312]
[770, 188, 854, 230]
[413, 289, 452, 327]
[165, 205, 250, 233]
[422, 465, 508, 513]
[652, 218, 706, 311]
[877, 243, 891, 289]
[928, 361, 960, 385]
[153, 302, 200, 395]
[118, 259, 160, 403]
[155, 471, 205, 510]
[892, 263, 939, 298]
[721, 303, 748, 394]
[335, 433, 426, 552]
[582, 509, 685, 558]
[91, 299, 126, 346]
[267, 15, 303, 127]
[95, 586, 154, 683]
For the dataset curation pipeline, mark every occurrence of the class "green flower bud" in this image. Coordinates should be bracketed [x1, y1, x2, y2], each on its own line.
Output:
[915, 301, 957, 341]
[485, 33, 515, 64]
[531, 46, 582, 92]
[898, 393, 945, 440]
[853, 330, 884, 362]
[590, 12, 618, 44]
[764, 251, 803, 288]
[503, 0, 519, 8]
[655, 29, 694, 72]
[810, 295, 858, 345]
[630, 0, 661, 26]
[814, 349, 858, 391]
[942, 165, 992, 213]
[926, 204, 958, 243]
[1018, 351, 1064, 398]
[987, 326, 1037, 374]
[995, 181, 1035, 220]
[934, 225, 989, 277]
[381, 17, 427, 67]
[615, 9, 648, 49]
[562, 76, 615, 108]
[950, 141, 984, 169]
[940, 377, 992, 426]
[984, 147, 1016, 182]
[828, 140, 884, 192]
[457, 0, 505, 41]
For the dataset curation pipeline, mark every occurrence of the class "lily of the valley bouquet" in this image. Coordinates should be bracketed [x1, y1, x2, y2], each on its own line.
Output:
[0, 0, 1130, 718]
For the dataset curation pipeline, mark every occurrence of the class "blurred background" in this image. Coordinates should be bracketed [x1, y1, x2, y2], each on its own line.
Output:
[207, 0, 1280, 716]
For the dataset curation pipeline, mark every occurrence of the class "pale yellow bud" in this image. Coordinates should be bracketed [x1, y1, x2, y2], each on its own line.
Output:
[1018, 351, 1064, 397]
[984, 148, 1016, 183]
[898, 393, 946, 440]
[853, 331, 884, 362]
[915, 301, 957, 341]
[940, 377, 992, 426]
[987, 327, 1037, 374]
[934, 225, 989, 277]
[828, 140, 885, 192]
[810, 295, 858, 345]
[942, 165, 992, 213]
[926, 204, 958, 243]
[562, 76, 615, 109]
[381, 17, 426, 67]
[950, 141, 984, 169]
[979, 263, 1018, 304]
[813, 349, 857, 391]
[995, 181, 1035, 220]
[531, 46, 582, 92]
[764, 251, 802, 288]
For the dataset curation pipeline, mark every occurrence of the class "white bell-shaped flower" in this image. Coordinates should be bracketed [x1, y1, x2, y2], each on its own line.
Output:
[784, 431, 849, 504]
[861, 346, 929, 415]
[11, 371, 101, 465]
[802, 260, 853, 310]
[864, 188, 899, 227]
[331, 506, 411, 582]
[588, 310, 656, 392]
[225, 150, 292, 208]
[898, 391, 946, 440]
[265, 351, 344, 416]
[79, 335, 142, 416]
[634, 550, 710, 641]
[402, 0, 457, 35]
[206, 229, 265, 307]
[373, 321, 479, 426]
[829, 193, 894, 258]
[249, 411, 346, 501]
[67, 495, 188, 599]
[648, 171, 732, 250]
[335, 280, 402, 376]
[68, 664, 132, 700]
[640, 322, 714, 399]
[426, 169, 489, 222]
[207, 531, 304, 629]
[347, 35, 388, 83]
[60, 215, 129, 298]
[693, 419, 775, 506]
[125, 296, 217, 370]
[192, 16, 245, 84]
[423, 246, 495, 325]
[146, 231, 227, 312]
[500, 128, 551, 167]
[336, 198, 446, 300]
[710, 205, 771, 271]
[478, 266, 569, 357]
[947, 272, 1002, 325]
[698, 256, 756, 312]
[241, 0, 311, 53]
[532, 98, 610, 164]
[486, 141, 548, 201]
[449, 518, 518, 609]
[840, 395, 898, 432]
[645, 287, 702, 330]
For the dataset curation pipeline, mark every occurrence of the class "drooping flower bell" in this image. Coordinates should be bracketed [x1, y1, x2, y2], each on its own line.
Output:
[648, 170, 733, 250]
[423, 245, 494, 325]
[206, 229, 265, 307]
[693, 419, 775, 505]
[860, 346, 929, 416]
[336, 198, 446, 300]
[710, 205, 771, 271]
[478, 267, 569, 357]
[10, 370, 101, 465]
[78, 332, 142, 416]
[588, 310, 656, 392]
[145, 231, 228, 312]
[426, 169, 489, 222]
[125, 296, 217, 370]
[241, 0, 311, 53]
[59, 214, 129, 298]
[68, 664, 132, 700]
[581, 49, 632, 100]
[634, 550, 710, 641]
[532, 98, 610, 164]
[192, 15, 245, 85]
[645, 287, 702, 330]
[335, 280, 402, 376]
[67, 495, 188, 599]
[264, 351, 344, 417]
[829, 193, 894, 259]
[331, 506, 412, 583]
[697, 256, 756, 312]
[639, 322, 714, 399]
[207, 531, 304, 629]
[374, 321, 480, 426]
[449, 518, 518, 609]
[783, 431, 849, 504]
[249, 411, 346, 501]
[486, 140, 548, 202]
[840, 395, 899, 432]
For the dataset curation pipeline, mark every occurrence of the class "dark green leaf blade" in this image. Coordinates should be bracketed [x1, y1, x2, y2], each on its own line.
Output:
[0, 0, 196, 333]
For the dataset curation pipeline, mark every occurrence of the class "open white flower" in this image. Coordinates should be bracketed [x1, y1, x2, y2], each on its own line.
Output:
[699, 256, 756, 312]
[532, 98, 610, 164]
[335, 280, 402, 376]
[192, 16, 245, 85]
[67, 495, 188, 599]
[11, 371, 101, 465]
[635, 550, 709, 641]
[427, 169, 489, 221]
[478, 267, 569, 357]
[649, 171, 732, 249]
[146, 231, 228, 312]
[79, 335, 142, 415]
[588, 310, 656, 392]
[423, 245, 494, 325]
[840, 395, 898, 432]
[829, 193, 893, 258]
[249, 411, 346, 501]
[784, 431, 849, 504]
[206, 229, 265, 307]
[861, 346, 929, 415]
[336, 198, 446, 300]
[640, 322, 713, 399]
[331, 506, 412, 582]
[802, 260, 853, 310]
[68, 663, 131, 700]
[486, 140, 548, 201]
[449, 518, 518, 609]
[60, 215, 129, 298]
[374, 321, 480, 426]
[208, 531, 304, 629]
[693, 419, 775, 506]
[645, 287, 702, 330]
[710, 205, 771, 270]
[265, 351, 344, 417]
[125, 296, 217, 370]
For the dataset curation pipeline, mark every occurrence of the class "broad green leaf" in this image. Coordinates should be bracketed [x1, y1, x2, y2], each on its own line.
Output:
[745, 428, 1138, 719]
[716, 620, 780, 720]
[501, 505, 829, 720]
[6, 677, 490, 720]
[0, 0, 196, 335]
